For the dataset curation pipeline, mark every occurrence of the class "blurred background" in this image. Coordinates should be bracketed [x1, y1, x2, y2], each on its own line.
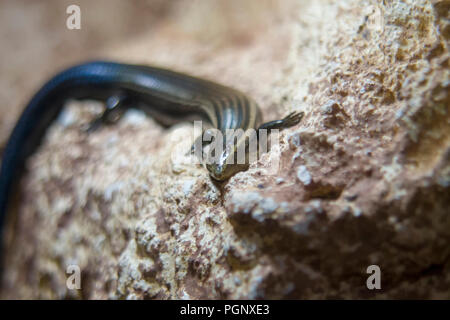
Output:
[0, 0, 297, 147]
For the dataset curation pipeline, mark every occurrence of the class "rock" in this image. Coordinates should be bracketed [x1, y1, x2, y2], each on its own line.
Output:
[0, 0, 449, 299]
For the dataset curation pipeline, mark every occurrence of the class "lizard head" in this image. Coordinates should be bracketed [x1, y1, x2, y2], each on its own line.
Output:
[204, 129, 252, 181]
[205, 154, 249, 181]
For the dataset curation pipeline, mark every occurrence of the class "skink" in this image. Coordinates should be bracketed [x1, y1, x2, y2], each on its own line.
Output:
[0, 61, 303, 223]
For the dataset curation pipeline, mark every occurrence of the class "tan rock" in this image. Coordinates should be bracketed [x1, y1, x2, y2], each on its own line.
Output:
[0, 0, 449, 299]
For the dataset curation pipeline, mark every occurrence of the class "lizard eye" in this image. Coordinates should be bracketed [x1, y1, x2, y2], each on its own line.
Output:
[206, 163, 226, 181]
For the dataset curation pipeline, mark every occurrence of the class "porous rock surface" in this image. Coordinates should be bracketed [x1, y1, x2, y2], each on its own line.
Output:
[0, 0, 449, 299]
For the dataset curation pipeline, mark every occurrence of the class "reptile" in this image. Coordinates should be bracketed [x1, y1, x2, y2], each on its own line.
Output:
[0, 60, 303, 224]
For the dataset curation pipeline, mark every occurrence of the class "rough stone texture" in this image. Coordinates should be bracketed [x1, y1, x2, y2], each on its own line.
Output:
[0, 0, 449, 299]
